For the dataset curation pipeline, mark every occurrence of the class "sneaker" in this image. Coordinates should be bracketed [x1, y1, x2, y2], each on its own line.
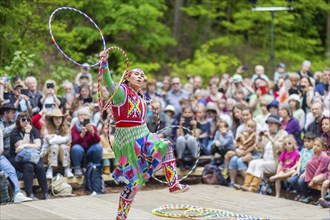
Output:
[14, 192, 32, 203]
[319, 198, 330, 208]
[233, 183, 242, 190]
[64, 167, 74, 178]
[90, 191, 98, 196]
[228, 182, 234, 188]
[46, 167, 53, 179]
[28, 194, 39, 201]
[43, 193, 51, 200]
[300, 196, 313, 203]
[74, 167, 83, 177]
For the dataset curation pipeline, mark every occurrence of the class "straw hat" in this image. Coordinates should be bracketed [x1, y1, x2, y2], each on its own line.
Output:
[45, 108, 68, 120]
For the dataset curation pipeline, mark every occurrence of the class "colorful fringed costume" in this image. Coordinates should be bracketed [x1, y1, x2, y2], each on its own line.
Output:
[102, 63, 189, 220]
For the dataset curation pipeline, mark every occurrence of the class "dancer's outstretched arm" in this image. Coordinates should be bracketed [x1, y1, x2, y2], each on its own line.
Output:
[102, 66, 125, 105]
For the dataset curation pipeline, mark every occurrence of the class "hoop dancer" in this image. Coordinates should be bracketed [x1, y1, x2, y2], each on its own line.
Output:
[99, 51, 189, 220]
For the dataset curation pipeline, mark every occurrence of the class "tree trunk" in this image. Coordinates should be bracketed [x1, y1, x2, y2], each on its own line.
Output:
[170, 0, 184, 59]
[326, 0, 330, 60]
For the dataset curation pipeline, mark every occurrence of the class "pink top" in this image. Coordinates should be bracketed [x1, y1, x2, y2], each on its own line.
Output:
[305, 151, 330, 182]
[279, 149, 300, 170]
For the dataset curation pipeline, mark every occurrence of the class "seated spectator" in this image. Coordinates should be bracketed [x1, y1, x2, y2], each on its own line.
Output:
[176, 106, 200, 171]
[226, 98, 237, 113]
[10, 83, 32, 115]
[290, 132, 315, 202]
[269, 135, 300, 198]
[249, 77, 273, 117]
[233, 89, 249, 108]
[301, 138, 330, 203]
[288, 94, 305, 129]
[321, 117, 330, 149]
[166, 77, 190, 117]
[144, 79, 165, 111]
[40, 80, 62, 111]
[205, 83, 225, 104]
[236, 107, 260, 138]
[9, 112, 49, 201]
[71, 107, 102, 177]
[300, 76, 315, 113]
[279, 102, 303, 149]
[210, 120, 235, 170]
[0, 129, 32, 203]
[159, 76, 171, 101]
[25, 76, 43, 113]
[99, 123, 116, 174]
[31, 107, 48, 135]
[62, 80, 75, 115]
[267, 99, 279, 115]
[237, 114, 287, 192]
[287, 72, 301, 95]
[319, 163, 330, 208]
[72, 84, 94, 114]
[41, 108, 74, 179]
[0, 103, 17, 159]
[306, 101, 324, 137]
[196, 105, 211, 155]
[230, 105, 243, 137]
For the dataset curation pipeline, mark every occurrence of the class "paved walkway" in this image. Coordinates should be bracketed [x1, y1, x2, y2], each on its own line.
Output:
[0, 184, 329, 219]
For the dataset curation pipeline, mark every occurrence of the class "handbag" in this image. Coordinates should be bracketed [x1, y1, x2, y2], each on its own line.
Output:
[15, 148, 41, 164]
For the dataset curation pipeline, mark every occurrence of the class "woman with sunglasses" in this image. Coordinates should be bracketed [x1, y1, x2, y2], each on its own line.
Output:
[99, 51, 189, 220]
[269, 135, 300, 198]
[9, 112, 48, 201]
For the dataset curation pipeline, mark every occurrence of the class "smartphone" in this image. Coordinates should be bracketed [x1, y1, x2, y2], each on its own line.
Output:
[83, 97, 93, 104]
[46, 83, 54, 89]
[184, 117, 193, 127]
[20, 89, 29, 96]
[83, 119, 90, 126]
[259, 85, 267, 95]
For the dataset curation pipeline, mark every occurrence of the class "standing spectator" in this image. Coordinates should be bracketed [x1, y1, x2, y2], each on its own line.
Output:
[10, 83, 32, 115]
[251, 65, 270, 82]
[25, 76, 43, 113]
[269, 135, 300, 198]
[306, 101, 324, 137]
[290, 132, 315, 202]
[239, 115, 287, 192]
[0, 129, 32, 203]
[71, 107, 102, 177]
[166, 77, 190, 117]
[279, 103, 303, 150]
[297, 60, 313, 79]
[74, 63, 93, 95]
[274, 63, 287, 84]
[9, 112, 49, 200]
[41, 108, 74, 179]
[0, 103, 16, 158]
[288, 94, 305, 130]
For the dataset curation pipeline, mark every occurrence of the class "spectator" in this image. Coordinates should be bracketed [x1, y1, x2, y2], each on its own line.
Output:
[9, 83, 32, 115]
[288, 94, 305, 129]
[41, 108, 74, 179]
[306, 101, 324, 137]
[144, 79, 165, 110]
[274, 63, 287, 84]
[9, 112, 48, 200]
[267, 100, 280, 116]
[40, 80, 62, 111]
[72, 84, 94, 114]
[249, 78, 273, 117]
[269, 135, 300, 198]
[193, 75, 203, 92]
[321, 117, 330, 148]
[226, 74, 252, 99]
[231, 105, 243, 137]
[290, 132, 315, 202]
[287, 72, 300, 95]
[314, 69, 330, 97]
[238, 114, 287, 192]
[233, 89, 249, 108]
[319, 163, 330, 208]
[0, 129, 32, 203]
[225, 98, 237, 114]
[71, 107, 102, 177]
[166, 77, 190, 117]
[164, 104, 178, 144]
[251, 65, 270, 82]
[62, 80, 75, 115]
[25, 76, 43, 113]
[300, 76, 315, 113]
[0, 103, 17, 158]
[279, 103, 303, 150]
[196, 105, 211, 155]
[235, 107, 260, 138]
[205, 83, 225, 104]
[176, 106, 200, 171]
[302, 138, 330, 203]
[255, 98, 271, 130]
[146, 100, 171, 138]
[74, 63, 93, 95]
[159, 76, 171, 101]
[297, 60, 313, 79]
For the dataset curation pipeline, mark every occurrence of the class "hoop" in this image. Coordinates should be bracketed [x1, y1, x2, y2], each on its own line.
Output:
[152, 125, 201, 184]
[151, 204, 202, 218]
[49, 7, 106, 68]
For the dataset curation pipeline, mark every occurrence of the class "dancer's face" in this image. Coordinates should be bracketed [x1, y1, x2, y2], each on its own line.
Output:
[127, 70, 145, 91]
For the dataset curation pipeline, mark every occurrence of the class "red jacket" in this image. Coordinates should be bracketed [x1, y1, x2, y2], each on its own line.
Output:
[71, 124, 100, 149]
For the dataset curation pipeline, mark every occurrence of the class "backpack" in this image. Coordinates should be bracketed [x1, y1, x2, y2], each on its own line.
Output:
[258, 177, 272, 195]
[84, 162, 104, 194]
[0, 171, 14, 204]
[201, 164, 228, 186]
[51, 174, 73, 197]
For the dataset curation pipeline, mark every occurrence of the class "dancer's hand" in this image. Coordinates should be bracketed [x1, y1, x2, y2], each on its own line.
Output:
[99, 50, 109, 62]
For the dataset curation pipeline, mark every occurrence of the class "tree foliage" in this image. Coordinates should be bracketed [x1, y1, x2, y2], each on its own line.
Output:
[0, 0, 329, 86]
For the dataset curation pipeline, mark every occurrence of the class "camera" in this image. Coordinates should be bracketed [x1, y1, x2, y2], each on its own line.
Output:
[46, 83, 54, 89]
[45, 103, 54, 109]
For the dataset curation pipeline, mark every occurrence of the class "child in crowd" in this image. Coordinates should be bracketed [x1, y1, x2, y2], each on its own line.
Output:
[210, 120, 235, 179]
[290, 132, 315, 202]
[302, 138, 330, 203]
[269, 135, 300, 198]
[99, 123, 116, 174]
[234, 119, 257, 163]
[319, 163, 330, 208]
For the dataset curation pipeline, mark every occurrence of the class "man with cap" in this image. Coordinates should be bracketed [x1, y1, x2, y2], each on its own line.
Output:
[9, 83, 32, 114]
[273, 63, 287, 84]
[0, 104, 32, 203]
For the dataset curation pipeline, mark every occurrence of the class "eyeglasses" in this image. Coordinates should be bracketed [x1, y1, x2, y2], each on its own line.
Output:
[20, 118, 31, 123]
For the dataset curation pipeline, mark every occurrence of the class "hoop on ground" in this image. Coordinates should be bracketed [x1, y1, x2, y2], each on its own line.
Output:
[152, 125, 201, 184]
[49, 7, 106, 68]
